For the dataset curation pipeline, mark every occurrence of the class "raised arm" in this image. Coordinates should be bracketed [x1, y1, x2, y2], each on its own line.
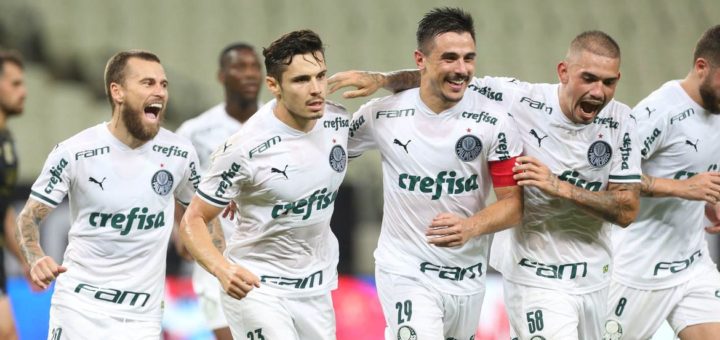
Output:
[328, 69, 420, 98]
[640, 172, 720, 203]
[426, 185, 523, 247]
[514, 156, 640, 227]
[15, 199, 66, 289]
[180, 196, 258, 299]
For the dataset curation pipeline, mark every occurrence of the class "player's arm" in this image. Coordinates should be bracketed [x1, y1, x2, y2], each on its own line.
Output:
[427, 185, 522, 247]
[640, 173, 720, 203]
[180, 195, 258, 299]
[328, 69, 420, 98]
[15, 199, 66, 290]
[514, 155, 640, 227]
[4, 206, 24, 264]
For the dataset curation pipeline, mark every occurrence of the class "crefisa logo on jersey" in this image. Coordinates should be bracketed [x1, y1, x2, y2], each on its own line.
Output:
[455, 135, 482, 162]
[329, 145, 347, 172]
[587, 140, 612, 168]
[151, 169, 174, 196]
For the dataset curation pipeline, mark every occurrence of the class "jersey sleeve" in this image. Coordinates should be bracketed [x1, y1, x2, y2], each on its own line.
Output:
[487, 110, 523, 162]
[195, 144, 250, 208]
[174, 146, 201, 206]
[633, 103, 670, 161]
[29, 144, 72, 208]
[347, 101, 377, 158]
[608, 106, 642, 184]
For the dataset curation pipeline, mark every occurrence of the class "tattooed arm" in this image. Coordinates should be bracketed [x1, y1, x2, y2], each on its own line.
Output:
[328, 69, 420, 98]
[207, 217, 226, 253]
[514, 156, 640, 227]
[640, 173, 720, 204]
[16, 199, 66, 289]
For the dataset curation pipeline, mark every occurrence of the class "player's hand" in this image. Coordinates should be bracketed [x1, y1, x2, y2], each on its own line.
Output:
[24, 265, 43, 292]
[705, 202, 720, 234]
[221, 201, 237, 221]
[426, 212, 477, 247]
[30, 256, 67, 290]
[513, 156, 565, 197]
[328, 70, 385, 98]
[216, 262, 261, 300]
[679, 172, 720, 204]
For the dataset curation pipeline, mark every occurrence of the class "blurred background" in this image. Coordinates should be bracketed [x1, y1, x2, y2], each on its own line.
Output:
[1, 0, 718, 339]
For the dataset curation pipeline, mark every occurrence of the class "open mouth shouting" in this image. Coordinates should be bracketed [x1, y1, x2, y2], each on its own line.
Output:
[144, 102, 163, 122]
[576, 98, 604, 123]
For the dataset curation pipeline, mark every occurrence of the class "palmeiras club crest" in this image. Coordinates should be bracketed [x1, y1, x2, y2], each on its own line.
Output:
[151, 169, 174, 196]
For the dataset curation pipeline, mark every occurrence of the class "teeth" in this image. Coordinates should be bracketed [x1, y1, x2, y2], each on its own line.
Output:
[148, 103, 163, 109]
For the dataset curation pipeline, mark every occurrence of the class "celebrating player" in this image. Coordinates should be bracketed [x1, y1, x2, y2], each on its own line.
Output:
[180, 30, 349, 340]
[15, 50, 200, 339]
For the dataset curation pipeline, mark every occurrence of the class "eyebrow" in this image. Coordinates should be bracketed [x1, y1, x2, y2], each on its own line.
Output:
[582, 71, 618, 83]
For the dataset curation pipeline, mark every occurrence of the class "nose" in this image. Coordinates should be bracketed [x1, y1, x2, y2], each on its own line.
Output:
[154, 83, 168, 99]
[309, 78, 323, 96]
[588, 81, 604, 99]
[454, 59, 468, 75]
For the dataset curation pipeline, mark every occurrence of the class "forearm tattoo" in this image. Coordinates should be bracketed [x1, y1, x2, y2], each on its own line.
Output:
[384, 70, 420, 93]
[16, 201, 52, 265]
[568, 183, 640, 225]
[207, 218, 226, 253]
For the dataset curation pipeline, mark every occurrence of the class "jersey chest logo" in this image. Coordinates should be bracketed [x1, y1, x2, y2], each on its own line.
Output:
[587, 140, 612, 168]
[151, 169, 174, 196]
[455, 134, 482, 162]
[329, 145, 347, 172]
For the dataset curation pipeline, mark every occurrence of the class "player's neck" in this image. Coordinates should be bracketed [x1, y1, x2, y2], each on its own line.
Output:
[419, 85, 455, 114]
[556, 84, 574, 121]
[0, 111, 7, 130]
[272, 103, 316, 132]
[225, 96, 258, 123]
[680, 73, 704, 108]
[107, 113, 148, 149]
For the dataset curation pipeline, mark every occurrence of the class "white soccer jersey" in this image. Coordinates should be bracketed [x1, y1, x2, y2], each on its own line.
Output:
[482, 76, 642, 294]
[177, 103, 249, 299]
[349, 88, 523, 295]
[196, 99, 348, 297]
[29, 123, 200, 321]
[612, 80, 720, 290]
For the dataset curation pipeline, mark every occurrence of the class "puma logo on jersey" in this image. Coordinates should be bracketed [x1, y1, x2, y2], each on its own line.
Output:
[271, 165, 289, 179]
[530, 129, 548, 147]
[223, 142, 231, 152]
[393, 139, 411, 153]
[685, 139, 699, 152]
[89, 176, 106, 190]
[629, 113, 637, 123]
[645, 106, 656, 117]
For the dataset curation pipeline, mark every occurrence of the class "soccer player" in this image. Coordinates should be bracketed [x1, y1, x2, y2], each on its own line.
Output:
[348, 8, 523, 339]
[180, 30, 348, 340]
[330, 30, 641, 340]
[15, 50, 200, 339]
[0, 49, 27, 340]
[176, 42, 262, 340]
[606, 25, 720, 340]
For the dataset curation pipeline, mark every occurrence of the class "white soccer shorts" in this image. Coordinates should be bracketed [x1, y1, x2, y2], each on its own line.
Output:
[605, 266, 720, 339]
[47, 304, 161, 340]
[221, 289, 336, 340]
[376, 268, 485, 340]
[504, 280, 608, 340]
[192, 267, 228, 330]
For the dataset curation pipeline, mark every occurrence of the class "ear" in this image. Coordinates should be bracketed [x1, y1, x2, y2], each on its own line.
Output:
[557, 61, 569, 84]
[217, 69, 225, 84]
[110, 82, 124, 105]
[266, 76, 280, 97]
[414, 50, 425, 71]
[694, 57, 711, 79]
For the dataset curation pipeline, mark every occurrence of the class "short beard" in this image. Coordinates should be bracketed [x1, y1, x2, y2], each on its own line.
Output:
[121, 105, 161, 141]
[0, 101, 23, 117]
[699, 77, 720, 114]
